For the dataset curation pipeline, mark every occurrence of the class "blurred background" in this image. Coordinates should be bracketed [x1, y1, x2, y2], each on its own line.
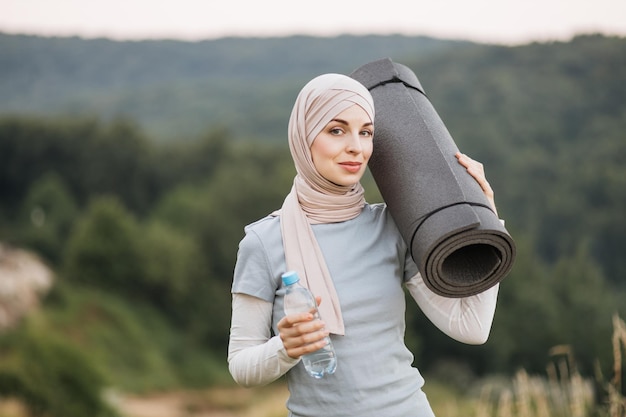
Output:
[1, 1, 625, 416]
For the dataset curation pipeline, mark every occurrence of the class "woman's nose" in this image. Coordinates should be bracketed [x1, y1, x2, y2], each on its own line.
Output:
[346, 132, 362, 153]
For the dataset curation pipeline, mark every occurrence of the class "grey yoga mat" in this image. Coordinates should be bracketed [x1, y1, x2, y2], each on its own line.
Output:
[350, 58, 515, 297]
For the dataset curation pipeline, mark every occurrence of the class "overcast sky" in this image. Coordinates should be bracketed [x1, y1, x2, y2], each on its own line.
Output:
[2, 0, 626, 44]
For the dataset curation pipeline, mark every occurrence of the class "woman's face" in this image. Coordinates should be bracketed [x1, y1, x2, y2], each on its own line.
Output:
[310, 104, 374, 186]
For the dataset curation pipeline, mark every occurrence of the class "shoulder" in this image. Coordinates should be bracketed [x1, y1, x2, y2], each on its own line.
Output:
[362, 202, 397, 229]
[233, 214, 284, 300]
[244, 214, 281, 236]
[239, 214, 282, 254]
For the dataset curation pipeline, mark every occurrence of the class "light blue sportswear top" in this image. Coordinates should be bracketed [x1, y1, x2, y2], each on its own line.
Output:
[232, 203, 436, 417]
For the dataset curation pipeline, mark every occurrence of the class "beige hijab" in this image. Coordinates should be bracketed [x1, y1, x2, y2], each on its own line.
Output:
[279, 74, 375, 335]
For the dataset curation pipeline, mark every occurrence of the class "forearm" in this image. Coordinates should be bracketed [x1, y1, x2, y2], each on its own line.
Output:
[228, 293, 300, 387]
[406, 273, 499, 345]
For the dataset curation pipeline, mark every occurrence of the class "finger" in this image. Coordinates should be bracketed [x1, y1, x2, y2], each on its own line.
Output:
[473, 172, 492, 194]
[455, 152, 477, 171]
[286, 339, 329, 359]
[279, 315, 325, 338]
[454, 151, 466, 166]
[278, 312, 314, 330]
[287, 325, 329, 346]
[284, 330, 330, 357]
[293, 318, 327, 335]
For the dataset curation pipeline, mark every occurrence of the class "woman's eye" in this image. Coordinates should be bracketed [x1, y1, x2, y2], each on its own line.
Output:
[360, 130, 373, 137]
[330, 127, 343, 135]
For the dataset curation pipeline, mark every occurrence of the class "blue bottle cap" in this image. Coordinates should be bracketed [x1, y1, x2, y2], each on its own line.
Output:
[281, 271, 300, 286]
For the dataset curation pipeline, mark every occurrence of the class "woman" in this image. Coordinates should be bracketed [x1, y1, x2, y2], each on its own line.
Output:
[228, 73, 500, 417]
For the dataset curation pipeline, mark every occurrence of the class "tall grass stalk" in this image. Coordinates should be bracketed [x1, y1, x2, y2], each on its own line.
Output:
[608, 314, 626, 417]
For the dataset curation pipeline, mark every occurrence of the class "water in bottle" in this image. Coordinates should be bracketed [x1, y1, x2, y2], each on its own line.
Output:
[282, 271, 337, 378]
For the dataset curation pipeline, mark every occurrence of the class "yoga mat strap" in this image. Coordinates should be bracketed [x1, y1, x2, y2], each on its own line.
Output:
[350, 57, 425, 95]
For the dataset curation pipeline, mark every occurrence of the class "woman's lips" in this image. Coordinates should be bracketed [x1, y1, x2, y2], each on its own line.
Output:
[339, 162, 362, 173]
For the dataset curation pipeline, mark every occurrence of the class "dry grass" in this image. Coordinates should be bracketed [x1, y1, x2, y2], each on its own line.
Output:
[431, 315, 626, 417]
[475, 314, 625, 417]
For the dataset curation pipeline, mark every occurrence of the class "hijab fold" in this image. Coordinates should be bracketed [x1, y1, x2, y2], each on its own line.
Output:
[277, 74, 375, 335]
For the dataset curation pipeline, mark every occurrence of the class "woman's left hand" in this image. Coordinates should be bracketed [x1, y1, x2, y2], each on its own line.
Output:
[455, 152, 498, 216]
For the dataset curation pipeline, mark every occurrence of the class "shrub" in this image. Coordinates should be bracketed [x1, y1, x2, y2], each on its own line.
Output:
[0, 326, 119, 417]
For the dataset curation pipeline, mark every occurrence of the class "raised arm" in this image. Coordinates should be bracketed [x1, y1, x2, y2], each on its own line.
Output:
[406, 274, 499, 344]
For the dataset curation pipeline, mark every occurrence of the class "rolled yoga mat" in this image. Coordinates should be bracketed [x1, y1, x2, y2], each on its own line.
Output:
[350, 58, 515, 297]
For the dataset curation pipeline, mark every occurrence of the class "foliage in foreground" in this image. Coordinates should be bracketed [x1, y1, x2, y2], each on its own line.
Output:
[0, 325, 120, 417]
[426, 315, 626, 417]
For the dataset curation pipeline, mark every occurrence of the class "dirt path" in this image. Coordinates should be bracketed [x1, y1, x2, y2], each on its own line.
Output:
[114, 384, 289, 417]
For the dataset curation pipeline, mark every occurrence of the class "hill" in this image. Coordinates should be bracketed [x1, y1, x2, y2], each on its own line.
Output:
[0, 33, 471, 141]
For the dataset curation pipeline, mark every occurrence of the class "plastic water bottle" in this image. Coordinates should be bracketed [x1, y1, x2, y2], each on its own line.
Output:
[281, 271, 337, 378]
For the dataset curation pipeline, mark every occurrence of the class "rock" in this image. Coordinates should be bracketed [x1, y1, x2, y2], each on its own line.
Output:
[0, 243, 53, 331]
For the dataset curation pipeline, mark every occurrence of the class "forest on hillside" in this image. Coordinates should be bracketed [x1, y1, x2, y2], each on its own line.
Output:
[0, 33, 625, 416]
[0, 33, 469, 141]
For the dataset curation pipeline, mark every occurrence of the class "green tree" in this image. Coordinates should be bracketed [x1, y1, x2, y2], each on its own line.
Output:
[77, 118, 158, 214]
[548, 245, 618, 376]
[141, 220, 202, 317]
[0, 116, 94, 216]
[0, 116, 162, 219]
[17, 172, 78, 265]
[63, 196, 145, 295]
[153, 128, 230, 189]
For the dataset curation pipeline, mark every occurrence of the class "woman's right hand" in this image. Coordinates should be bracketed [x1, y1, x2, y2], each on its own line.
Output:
[277, 296, 330, 359]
